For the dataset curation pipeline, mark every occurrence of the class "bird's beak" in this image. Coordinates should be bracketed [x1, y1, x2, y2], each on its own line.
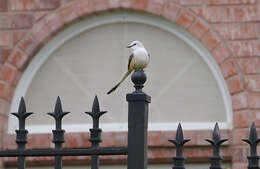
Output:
[126, 44, 132, 48]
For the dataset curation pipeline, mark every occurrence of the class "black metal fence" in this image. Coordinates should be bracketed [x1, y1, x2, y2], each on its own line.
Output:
[1, 70, 259, 169]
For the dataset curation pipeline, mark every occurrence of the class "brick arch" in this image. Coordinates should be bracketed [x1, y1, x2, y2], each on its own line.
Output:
[0, 0, 246, 166]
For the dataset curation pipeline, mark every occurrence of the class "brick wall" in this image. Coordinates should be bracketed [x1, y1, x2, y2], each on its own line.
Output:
[0, 0, 259, 168]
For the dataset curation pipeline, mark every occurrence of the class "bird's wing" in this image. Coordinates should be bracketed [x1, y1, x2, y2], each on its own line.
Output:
[128, 53, 134, 70]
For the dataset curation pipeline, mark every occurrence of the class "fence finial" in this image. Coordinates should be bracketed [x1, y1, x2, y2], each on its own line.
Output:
[12, 97, 33, 130]
[131, 70, 147, 92]
[206, 123, 227, 169]
[85, 95, 107, 129]
[168, 123, 190, 169]
[48, 96, 70, 130]
[242, 122, 260, 169]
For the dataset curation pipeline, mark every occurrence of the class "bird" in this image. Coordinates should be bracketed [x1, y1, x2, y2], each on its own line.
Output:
[107, 41, 150, 95]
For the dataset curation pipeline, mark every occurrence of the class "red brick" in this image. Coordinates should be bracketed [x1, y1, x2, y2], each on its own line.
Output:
[0, 0, 7, 11]
[10, 0, 60, 11]
[231, 92, 247, 110]
[27, 134, 52, 149]
[176, 9, 195, 29]
[227, 75, 244, 94]
[192, 6, 258, 23]
[232, 129, 249, 145]
[220, 59, 238, 78]
[120, 0, 132, 8]
[0, 49, 11, 64]
[0, 99, 10, 116]
[13, 14, 34, 29]
[60, 2, 79, 24]
[212, 43, 231, 64]
[18, 35, 38, 56]
[13, 31, 26, 46]
[224, 6, 258, 22]
[236, 58, 260, 74]
[146, 0, 166, 15]
[228, 40, 260, 57]
[214, 23, 258, 40]
[176, 0, 204, 5]
[234, 110, 260, 128]
[208, 0, 257, 5]
[107, 0, 120, 9]
[245, 76, 260, 92]
[64, 133, 91, 148]
[31, 19, 51, 44]
[133, 0, 147, 10]
[191, 6, 224, 23]
[232, 163, 248, 169]
[0, 64, 18, 84]
[0, 31, 12, 48]
[0, 14, 32, 31]
[201, 31, 221, 51]
[0, 82, 14, 101]
[44, 13, 64, 35]
[248, 93, 260, 109]
[188, 19, 209, 40]
[8, 50, 28, 70]
[161, 1, 181, 22]
[77, 0, 93, 15]
[93, 0, 109, 12]
[33, 11, 48, 21]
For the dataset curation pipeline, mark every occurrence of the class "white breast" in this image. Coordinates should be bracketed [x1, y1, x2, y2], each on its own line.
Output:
[133, 48, 149, 69]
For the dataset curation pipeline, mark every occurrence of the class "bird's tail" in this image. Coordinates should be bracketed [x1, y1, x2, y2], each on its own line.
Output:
[107, 69, 133, 95]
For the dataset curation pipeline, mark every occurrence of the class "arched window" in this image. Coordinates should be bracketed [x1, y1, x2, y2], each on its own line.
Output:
[8, 11, 232, 133]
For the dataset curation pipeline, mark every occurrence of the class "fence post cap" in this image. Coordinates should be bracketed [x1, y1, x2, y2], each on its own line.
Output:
[131, 69, 146, 92]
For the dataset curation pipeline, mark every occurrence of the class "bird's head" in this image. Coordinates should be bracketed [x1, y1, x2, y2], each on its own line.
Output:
[126, 41, 144, 50]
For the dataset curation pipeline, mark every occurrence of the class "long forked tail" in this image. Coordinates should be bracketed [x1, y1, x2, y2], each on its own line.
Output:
[107, 69, 133, 95]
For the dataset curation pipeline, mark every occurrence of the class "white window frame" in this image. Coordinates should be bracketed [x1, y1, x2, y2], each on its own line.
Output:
[8, 11, 233, 133]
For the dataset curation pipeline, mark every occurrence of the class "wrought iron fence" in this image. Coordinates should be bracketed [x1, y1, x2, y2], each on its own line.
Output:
[0, 70, 259, 169]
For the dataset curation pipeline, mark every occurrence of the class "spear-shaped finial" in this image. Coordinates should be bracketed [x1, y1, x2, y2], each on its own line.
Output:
[47, 96, 69, 130]
[242, 122, 260, 157]
[11, 97, 33, 130]
[168, 123, 190, 169]
[206, 123, 228, 157]
[169, 123, 190, 157]
[206, 123, 228, 169]
[85, 96, 107, 129]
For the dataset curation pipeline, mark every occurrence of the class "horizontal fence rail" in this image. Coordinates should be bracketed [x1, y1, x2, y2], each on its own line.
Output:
[0, 147, 128, 157]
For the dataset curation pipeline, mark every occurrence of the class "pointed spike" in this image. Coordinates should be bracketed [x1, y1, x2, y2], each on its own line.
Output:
[47, 112, 56, 118]
[54, 96, 63, 113]
[205, 139, 215, 145]
[11, 112, 20, 118]
[168, 139, 178, 146]
[242, 138, 252, 145]
[18, 97, 26, 114]
[92, 95, 100, 113]
[176, 123, 184, 142]
[182, 139, 191, 145]
[249, 122, 258, 142]
[212, 123, 220, 142]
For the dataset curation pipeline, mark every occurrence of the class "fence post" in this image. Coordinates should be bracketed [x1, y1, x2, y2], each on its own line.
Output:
[168, 123, 190, 169]
[242, 122, 260, 169]
[48, 97, 69, 169]
[86, 96, 107, 169]
[206, 123, 227, 169]
[127, 70, 151, 169]
[11, 97, 33, 169]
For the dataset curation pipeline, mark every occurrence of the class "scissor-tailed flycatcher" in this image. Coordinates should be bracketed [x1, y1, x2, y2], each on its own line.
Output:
[107, 41, 150, 95]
